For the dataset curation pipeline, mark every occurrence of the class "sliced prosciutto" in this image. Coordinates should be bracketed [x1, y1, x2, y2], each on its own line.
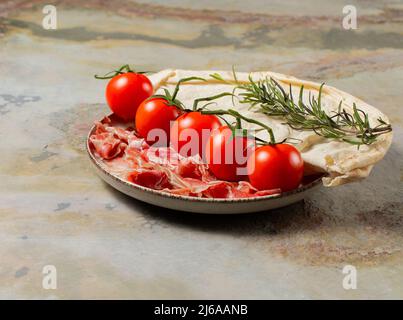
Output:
[89, 118, 281, 199]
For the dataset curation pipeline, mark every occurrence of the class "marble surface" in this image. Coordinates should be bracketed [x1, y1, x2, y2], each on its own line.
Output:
[0, 0, 402, 299]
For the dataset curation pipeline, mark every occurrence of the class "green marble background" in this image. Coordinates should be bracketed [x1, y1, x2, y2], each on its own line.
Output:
[0, 0, 402, 299]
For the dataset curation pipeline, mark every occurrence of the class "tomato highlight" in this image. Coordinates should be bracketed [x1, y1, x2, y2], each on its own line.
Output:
[170, 111, 222, 158]
[136, 98, 181, 146]
[105, 72, 153, 121]
[247, 144, 304, 192]
[206, 126, 255, 181]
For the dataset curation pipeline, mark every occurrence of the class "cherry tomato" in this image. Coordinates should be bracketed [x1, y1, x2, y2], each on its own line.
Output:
[206, 126, 255, 181]
[247, 144, 304, 192]
[135, 98, 181, 146]
[170, 111, 221, 157]
[106, 72, 153, 121]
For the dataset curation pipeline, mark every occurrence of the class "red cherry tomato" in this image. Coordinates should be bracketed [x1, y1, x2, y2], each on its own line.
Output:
[247, 144, 304, 192]
[170, 111, 221, 157]
[206, 126, 255, 181]
[106, 72, 153, 121]
[135, 98, 181, 146]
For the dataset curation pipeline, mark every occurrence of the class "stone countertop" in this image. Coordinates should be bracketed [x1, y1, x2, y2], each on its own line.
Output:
[0, 0, 402, 299]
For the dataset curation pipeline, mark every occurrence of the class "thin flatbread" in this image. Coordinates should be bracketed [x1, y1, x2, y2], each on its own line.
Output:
[148, 69, 393, 187]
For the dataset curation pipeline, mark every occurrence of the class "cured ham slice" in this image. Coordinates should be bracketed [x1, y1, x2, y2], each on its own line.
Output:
[127, 169, 172, 190]
[89, 132, 127, 160]
[90, 119, 282, 199]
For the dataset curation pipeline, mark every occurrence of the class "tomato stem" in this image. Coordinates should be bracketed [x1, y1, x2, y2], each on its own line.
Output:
[94, 64, 151, 80]
[192, 92, 234, 111]
[171, 77, 206, 101]
[228, 109, 276, 145]
[235, 117, 242, 129]
[201, 109, 277, 144]
[149, 77, 206, 111]
[94, 64, 133, 79]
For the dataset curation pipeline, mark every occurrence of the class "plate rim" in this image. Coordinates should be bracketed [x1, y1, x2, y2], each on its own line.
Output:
[86, 115, 324, 203]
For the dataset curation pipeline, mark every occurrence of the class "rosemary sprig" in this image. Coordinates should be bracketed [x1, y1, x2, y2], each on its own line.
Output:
[236, 76, 392, 146]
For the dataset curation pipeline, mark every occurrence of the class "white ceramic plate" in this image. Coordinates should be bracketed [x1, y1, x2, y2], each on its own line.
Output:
[86, 115, 324, 214]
